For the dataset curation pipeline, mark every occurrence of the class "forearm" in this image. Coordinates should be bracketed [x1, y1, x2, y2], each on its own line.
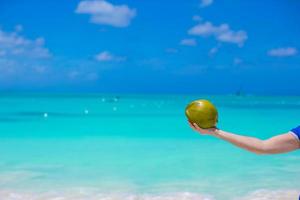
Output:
[212, 129, 266, 154]
[190, 122, 299, 154]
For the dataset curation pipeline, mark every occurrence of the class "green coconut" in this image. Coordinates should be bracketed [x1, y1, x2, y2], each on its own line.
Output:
[185, 99, 218, 129]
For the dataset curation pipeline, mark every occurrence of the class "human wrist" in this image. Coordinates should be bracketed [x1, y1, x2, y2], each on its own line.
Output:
[211, 128, 222, 137]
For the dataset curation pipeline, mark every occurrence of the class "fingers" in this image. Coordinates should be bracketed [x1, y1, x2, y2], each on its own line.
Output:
[193, 123, 206, 133]
[188, 121, 197, 130]
[190, 122, 215, 135]
[193, 123, 201, 130]
[188, 121, 204, 134]
[188, 121, 210, 135]
[188, 121, 194, 127]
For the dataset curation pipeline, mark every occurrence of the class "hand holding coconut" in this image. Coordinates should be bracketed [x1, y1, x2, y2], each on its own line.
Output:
[185, 99, 300, 154]
[188, 121, 218, 135]
[185, 99, 219, 135]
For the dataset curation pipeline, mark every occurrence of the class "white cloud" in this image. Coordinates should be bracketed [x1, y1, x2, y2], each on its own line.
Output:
[0, 26, 106, 87]
[267, 47, 297, 57]
[0, 26, 54, 85]
[217, 30, 247, 46]
[75, 0, 136, 28]
[95, 51, 126, 62]
[189, 22, 218, 36]
[0, 27, 51, 58]
[95, 51, 113, 61]
[188, 21, 247, 46]
[180, 38, 197, 46]
[200, 0, 213, 7]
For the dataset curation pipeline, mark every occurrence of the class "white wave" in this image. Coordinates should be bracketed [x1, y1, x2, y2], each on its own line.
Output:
[235, 189, 300, 200]
[0, 189, 214, 200]
[0, 188, 299, 200]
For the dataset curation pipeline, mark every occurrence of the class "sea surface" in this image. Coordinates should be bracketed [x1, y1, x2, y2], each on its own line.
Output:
[0, 94, 299, 200]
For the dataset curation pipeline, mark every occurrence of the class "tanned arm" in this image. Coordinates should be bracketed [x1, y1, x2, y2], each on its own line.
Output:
[189, 122, 300, 155]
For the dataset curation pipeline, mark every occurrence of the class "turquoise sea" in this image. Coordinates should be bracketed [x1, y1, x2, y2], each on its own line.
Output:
[0, 94, 299, 200]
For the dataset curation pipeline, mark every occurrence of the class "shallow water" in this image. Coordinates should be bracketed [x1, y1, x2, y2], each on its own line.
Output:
[0, 94, 299, 200]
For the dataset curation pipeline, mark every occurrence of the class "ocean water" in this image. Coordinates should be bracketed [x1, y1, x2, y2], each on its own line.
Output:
[0, 94, 299, 200]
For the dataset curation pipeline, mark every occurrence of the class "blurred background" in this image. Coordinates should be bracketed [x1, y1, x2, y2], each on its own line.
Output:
[0, 0, 299, 95]
[0, 1, 300, 200]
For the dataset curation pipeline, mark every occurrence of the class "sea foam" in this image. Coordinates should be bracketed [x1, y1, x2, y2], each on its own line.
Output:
[0, 190, 214, 200]
[0, 189, 299, 200]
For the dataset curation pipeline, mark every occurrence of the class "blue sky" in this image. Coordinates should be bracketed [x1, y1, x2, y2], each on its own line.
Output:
[0, 0, 299, 95]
